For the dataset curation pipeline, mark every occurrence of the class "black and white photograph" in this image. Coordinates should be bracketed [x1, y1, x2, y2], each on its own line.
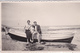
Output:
[1, 2, 80, 51]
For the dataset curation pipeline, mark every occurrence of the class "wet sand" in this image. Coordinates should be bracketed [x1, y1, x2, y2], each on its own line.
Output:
[2, 29, 80, 51]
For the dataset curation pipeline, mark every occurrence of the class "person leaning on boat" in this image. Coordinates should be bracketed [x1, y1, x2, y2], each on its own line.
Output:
[32, 21, 42, 44]
[24, 20, 33, 44]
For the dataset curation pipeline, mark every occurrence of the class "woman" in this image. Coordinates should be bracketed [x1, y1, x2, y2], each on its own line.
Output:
[24, 20, 33, 44]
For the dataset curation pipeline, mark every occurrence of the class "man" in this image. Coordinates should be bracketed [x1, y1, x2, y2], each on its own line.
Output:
[32, 21, 42, 44]
[24, 20, 32, 44]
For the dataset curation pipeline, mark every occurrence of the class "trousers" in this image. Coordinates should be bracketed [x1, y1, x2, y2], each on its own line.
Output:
[25, 30, 32, 43]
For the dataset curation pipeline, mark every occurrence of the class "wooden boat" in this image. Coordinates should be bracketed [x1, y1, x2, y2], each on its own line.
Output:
[7, 27, 74, 43]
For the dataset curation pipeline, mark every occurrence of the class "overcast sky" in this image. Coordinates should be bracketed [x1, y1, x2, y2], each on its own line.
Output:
[2, 2, 80, 27]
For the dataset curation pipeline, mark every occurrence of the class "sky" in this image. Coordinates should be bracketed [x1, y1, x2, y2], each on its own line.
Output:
[2, 2, 80, 27]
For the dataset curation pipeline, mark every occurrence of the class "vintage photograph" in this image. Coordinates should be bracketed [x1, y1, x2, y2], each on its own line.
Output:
[1, 2, 80, 51]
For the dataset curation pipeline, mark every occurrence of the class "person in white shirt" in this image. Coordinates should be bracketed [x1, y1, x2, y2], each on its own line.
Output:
[24, 20, 33, 44]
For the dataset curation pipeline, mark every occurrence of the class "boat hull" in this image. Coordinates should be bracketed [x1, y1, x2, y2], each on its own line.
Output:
[7, 28, 74, 43]
[8, 32, 74, 43]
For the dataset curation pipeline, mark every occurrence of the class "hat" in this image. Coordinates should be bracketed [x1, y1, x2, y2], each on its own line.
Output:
[27, 20, 30, 22]
[33, 21, 37, 23]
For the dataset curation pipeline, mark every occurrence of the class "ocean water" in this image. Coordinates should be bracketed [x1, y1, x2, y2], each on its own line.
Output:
[2, 25, 80, 40]
[9, 25, 80, 36]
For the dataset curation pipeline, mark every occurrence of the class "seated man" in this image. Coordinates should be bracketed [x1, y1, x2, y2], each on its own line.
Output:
[32, 21, 42, 44]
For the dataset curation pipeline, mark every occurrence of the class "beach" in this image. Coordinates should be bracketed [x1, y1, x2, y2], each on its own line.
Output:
[2, 28, 80, 51]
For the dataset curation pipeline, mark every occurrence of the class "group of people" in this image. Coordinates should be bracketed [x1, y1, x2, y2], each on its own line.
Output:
[24, 20, 42, 44]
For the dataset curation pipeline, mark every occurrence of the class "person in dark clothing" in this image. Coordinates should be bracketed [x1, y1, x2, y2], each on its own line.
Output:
[32, 21, 42, 44]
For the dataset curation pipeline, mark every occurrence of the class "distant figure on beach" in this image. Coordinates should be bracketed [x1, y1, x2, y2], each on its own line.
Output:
[32, 21, 42, 44]
[24, 20, 33, 44]
[3, 27, 9, 35]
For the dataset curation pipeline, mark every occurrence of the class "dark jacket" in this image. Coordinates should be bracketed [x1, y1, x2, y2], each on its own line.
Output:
[32, 25, 42, 34]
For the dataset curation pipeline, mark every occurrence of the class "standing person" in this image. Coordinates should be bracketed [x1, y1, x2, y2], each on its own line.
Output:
[32, 21, 42, 44]
[24, 20, 33, 44]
